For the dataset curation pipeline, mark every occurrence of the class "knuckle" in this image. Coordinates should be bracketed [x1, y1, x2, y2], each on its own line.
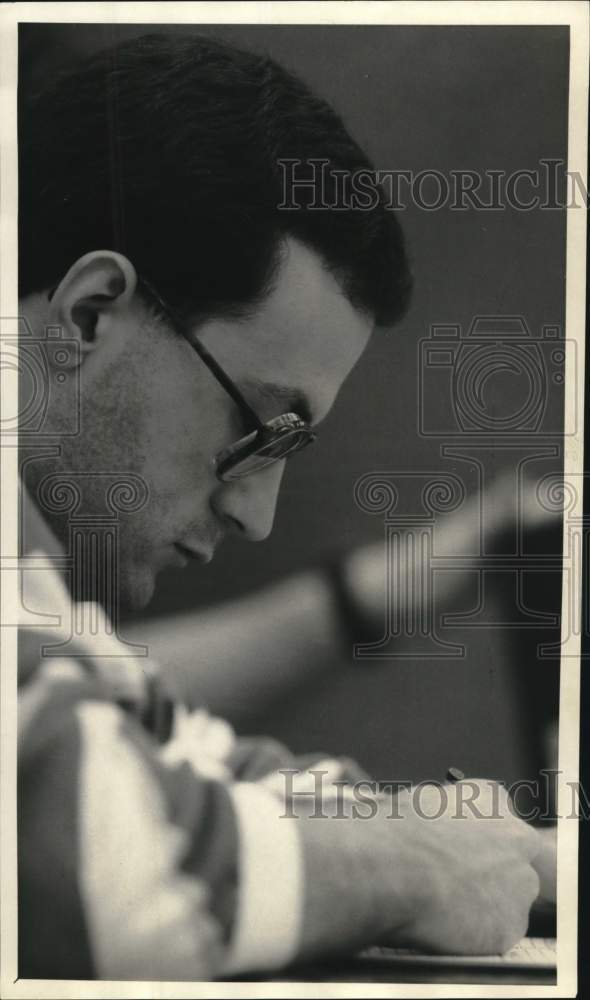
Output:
[485, 916, 514, 956]
[512, 906, 532, 947]
[515, 821, 542, 857]
[498, 924, 521, 955]
[524, 863, 541, 901]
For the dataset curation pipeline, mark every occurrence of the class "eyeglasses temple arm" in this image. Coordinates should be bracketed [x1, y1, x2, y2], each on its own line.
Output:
[189, 337, 266, 431]
[138, 275, 265, 431]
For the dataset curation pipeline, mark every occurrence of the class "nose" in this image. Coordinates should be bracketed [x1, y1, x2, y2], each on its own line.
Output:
[212, 459, 286, 542]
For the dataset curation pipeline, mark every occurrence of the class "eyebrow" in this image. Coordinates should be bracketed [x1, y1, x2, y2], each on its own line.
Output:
[135, 279, 317, 428]
[241, 378, 315, 426]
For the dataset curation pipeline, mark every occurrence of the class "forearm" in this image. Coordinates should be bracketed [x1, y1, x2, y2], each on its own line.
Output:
[123, 476, 531, 716]
[347, 473, 524, 628]
[124, 571, 344, 717]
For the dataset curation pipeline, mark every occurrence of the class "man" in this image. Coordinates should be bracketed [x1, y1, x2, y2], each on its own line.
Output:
[16, 32, 550, 979]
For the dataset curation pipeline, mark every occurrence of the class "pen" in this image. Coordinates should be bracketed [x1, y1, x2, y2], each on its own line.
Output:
[446, 767, 465, 783]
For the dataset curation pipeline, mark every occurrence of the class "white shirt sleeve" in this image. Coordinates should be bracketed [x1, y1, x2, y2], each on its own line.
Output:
[223, 781, 304, 974]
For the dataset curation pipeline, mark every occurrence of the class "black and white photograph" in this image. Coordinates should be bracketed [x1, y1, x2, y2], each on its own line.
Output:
[1, 2, 588, 996]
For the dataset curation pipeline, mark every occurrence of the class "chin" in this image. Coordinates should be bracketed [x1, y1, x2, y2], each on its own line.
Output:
[118, 561, 157, 614]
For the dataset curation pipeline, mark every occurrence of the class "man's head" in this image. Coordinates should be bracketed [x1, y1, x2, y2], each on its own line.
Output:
[19, 33, 411, 611]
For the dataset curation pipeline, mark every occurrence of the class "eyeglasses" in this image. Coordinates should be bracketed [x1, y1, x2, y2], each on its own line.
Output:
[138, 276, 316, 482]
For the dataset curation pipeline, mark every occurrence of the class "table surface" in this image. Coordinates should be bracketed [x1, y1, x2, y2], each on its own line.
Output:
[245, 959, 556, 986]
[243, 938, 557, 986]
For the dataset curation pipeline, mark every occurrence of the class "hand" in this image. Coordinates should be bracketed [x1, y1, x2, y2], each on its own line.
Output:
[378, 779, 542, 955]
[297, 777, 542, 960]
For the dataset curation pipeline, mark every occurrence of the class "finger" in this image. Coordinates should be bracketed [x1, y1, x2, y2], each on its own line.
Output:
[530, 831, 557, 903]
[501, 819, 545, 862]
[497, 865, 540, 953]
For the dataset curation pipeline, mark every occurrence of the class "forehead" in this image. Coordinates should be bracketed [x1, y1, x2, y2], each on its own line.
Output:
[196, 239, 373, 424]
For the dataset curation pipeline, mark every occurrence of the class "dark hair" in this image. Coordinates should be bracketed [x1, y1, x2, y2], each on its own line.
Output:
[19, 33, 412, 326]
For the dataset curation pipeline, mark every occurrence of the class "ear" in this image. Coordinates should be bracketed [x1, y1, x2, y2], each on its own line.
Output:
[46, 251, 138, 364]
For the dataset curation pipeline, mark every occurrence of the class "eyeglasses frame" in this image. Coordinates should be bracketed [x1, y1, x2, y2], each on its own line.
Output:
[137, 275, 316, 481]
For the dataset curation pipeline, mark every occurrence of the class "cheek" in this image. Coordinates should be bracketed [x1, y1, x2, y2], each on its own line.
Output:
[139, 393, 226, 504]
[130, 352, 236, 509]
[141, 428, 211, 499]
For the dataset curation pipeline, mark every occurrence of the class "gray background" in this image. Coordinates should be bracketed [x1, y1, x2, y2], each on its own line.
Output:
[20, 23, 568, 784]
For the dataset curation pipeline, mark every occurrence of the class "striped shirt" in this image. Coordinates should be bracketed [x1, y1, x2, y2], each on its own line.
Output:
[17, 487, 366, 980]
